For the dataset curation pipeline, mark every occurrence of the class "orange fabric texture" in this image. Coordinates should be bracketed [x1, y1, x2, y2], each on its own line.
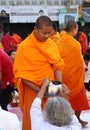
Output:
[78, 32, 87, 54]
[50, 32, 61, 43]
[13, 32, 65, 130]
[56, 33, 89, 110]
[0, 42, 4, 50]
[59, 30, 66, 38]
[12, 34, 22, 50]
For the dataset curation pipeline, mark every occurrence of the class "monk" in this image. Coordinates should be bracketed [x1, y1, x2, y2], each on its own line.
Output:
[13, 16, 65, 130]
[78, 29, 87, 54]
[56, 21, 89, 127]
[49, 22, 60, 42]
[12, 32, 22, 50]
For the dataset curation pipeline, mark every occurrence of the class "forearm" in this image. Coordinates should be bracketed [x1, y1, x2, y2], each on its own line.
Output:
[54, 69, 62, 82]
[37, 84, 46, 100]
[21, 79, 40, 93]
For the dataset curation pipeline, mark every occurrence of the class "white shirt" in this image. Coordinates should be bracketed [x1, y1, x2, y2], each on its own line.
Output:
[84, 62, 90, 83]
[0, 106, 21, 130]
[30, 98, 82, 130]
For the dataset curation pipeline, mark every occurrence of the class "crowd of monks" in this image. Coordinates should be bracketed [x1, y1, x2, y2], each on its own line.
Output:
[0, 16, 90, 130]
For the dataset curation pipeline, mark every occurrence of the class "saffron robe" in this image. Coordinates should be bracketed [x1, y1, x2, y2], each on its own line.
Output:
[78, 32, 87, 54]
[50, 32, 61, 43]
[12, 34, 22, 50]
[0, 42, 4, 50]
[56, 33, 89, 111]
[59, 30, 66, 38]
[13, 32, 65, 130]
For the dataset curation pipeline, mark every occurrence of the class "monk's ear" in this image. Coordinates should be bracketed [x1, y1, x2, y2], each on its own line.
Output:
[34, 26, 38, 31]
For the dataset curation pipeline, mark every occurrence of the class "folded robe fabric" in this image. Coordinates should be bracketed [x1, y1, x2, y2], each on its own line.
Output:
[56, 33, 89, 110]
[50, 32, 61, 43]
[13, 32, 65, 130]
[78, 32, 87, 54]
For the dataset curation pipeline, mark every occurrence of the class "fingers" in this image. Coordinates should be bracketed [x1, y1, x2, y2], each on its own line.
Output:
[42, 78, 50, 86]
[60, 83, 70, 99]
[62, 84, 70, 94]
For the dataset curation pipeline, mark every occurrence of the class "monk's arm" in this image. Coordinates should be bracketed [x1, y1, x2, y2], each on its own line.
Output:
[21, 79, 40, 93]
[54, 69, 62, 82]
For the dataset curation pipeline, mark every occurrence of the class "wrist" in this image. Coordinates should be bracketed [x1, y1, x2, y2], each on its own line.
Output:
[35, 87, 40, 93]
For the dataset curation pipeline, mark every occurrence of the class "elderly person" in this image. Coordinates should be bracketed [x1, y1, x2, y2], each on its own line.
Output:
[30, 78, 82, 130]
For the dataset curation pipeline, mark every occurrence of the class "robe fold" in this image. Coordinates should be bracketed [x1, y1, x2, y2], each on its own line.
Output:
[78, 32, 87, 54]
[56, 33, 89, 111]
[13, 32, 65, 130]
[50, 32, 61, 43]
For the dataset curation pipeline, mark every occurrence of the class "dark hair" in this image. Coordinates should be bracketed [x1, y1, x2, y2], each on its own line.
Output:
[35, 16, 52, 29]
[1, 10, 6, 14]
[83, 53, 90, 60]
[7, 50, 16, 56]
[65, 21, 77, 32]
[39, 10, 44, 13]
[87, 48, 90, 54]
[4, 28, 10, 34]
[52, 22, 58, 31]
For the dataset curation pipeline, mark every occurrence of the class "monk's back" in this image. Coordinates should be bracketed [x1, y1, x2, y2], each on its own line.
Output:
[56, 34, 84, 73]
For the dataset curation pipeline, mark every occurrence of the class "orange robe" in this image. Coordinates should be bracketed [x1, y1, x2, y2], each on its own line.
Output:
[12, 34, 22, 50]
[59, 30, 66, 38]
[13, 32, 65, 130]
[0, 42, 4, 50]
[50, 32, 61, 42]
[56, 33, 89, 111]
[78, 32, 87, 54]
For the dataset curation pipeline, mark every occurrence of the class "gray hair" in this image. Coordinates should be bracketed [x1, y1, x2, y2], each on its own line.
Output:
[43, 97, 73, 126]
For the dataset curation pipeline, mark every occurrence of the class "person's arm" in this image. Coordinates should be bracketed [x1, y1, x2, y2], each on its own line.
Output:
[21, 79, 40, 93]
[37, 78, 50, 99]
[54, 69, 62, 82]
[30, 78, 50, 130]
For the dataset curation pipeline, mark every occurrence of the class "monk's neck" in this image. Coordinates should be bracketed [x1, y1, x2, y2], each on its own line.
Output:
[66, 32, 74, 37]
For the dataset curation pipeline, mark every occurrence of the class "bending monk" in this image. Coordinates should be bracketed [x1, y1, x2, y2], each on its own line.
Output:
[49, 21, 61, 42]
[56, 21, 89, 127]
[13, 16, 65, 130]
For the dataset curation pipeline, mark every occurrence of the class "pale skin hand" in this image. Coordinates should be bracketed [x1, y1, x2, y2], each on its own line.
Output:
[22, 78, 70, 100]
[60, 84, 70, 99]
[37, 78, 50, 100]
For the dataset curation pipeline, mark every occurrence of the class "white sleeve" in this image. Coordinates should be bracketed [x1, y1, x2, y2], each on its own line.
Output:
[68, 115, 82, 130]
[30, 98, 45, 130]
[11, 114, 21, 130]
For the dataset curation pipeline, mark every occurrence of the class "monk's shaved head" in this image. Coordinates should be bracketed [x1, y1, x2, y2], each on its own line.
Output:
[35, 16, 52, 29]
[65, 21, 78, 32]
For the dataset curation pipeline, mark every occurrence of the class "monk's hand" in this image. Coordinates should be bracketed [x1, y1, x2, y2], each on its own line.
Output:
[61, 84, 70, 99]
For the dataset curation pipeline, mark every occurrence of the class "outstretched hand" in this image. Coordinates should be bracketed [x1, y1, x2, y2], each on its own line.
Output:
[61, 84, 70, 99]
[37, 78, 50, 99]
[42, 78, 50, 88]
